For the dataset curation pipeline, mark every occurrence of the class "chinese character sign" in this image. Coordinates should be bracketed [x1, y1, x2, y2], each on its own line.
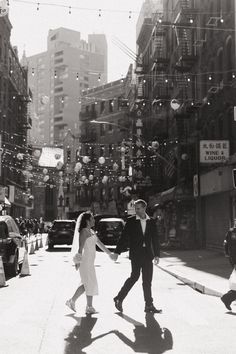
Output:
[200, 140, 229, 164]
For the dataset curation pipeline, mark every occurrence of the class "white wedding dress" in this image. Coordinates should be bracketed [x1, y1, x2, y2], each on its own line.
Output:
[79, 229, 98, 296]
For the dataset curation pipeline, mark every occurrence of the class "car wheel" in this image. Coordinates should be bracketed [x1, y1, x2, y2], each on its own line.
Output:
[8, 254, 19, 277]
[48, 243, 54, 250]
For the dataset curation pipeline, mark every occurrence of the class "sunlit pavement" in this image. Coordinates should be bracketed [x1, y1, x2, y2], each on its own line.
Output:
[1, 243, 236, 354]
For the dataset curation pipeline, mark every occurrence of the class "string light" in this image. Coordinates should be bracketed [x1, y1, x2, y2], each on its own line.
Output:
[128, 11, 132, 19]
[98, 8, 101, 17]
[36, 2, 39, 11]
[68, 6, 71, 14]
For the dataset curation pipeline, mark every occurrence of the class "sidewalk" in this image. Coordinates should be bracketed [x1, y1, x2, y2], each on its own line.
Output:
[158, 249, 233, 297]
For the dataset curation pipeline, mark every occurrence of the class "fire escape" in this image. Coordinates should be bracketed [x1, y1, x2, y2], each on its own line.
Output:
[173, 0, 197, 98]
[151, 20, 170, 101]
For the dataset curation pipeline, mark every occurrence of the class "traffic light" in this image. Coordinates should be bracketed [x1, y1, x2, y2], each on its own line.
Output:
[232, 169, 236, 188]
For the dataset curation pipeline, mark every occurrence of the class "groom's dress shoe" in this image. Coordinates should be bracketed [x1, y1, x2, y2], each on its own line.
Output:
[221, 295, 232, 311]
[114, 297, 123, 312]
[145, 304, 162, 313]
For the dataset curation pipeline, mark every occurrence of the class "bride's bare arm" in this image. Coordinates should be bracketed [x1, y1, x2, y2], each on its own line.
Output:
[96, 237, 112, 257]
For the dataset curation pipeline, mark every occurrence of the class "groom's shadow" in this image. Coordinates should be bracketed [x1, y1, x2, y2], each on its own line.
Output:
[113, 313, 173, 354]
[64, 315, 112, 354]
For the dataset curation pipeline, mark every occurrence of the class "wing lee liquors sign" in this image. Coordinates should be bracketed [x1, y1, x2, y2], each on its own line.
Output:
[200, 140, 229, 164]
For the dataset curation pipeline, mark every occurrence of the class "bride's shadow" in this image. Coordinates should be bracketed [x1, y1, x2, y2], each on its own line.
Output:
[64, 315, 113, 354]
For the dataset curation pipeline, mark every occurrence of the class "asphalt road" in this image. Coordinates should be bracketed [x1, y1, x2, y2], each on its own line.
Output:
[0, 244, 236, 354]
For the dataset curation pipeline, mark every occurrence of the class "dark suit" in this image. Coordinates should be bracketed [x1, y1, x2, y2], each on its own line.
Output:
[115, 215, 160, 306]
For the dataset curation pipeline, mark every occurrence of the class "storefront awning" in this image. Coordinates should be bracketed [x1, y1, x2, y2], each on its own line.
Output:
[161, 185, 193, 204]
[4, 197, 11, 207]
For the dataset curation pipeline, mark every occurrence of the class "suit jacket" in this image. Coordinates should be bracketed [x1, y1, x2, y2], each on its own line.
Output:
[115, 215, 160, 260]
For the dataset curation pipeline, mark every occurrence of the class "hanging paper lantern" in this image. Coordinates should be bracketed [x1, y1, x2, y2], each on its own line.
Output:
[43, 175, 49, 182]
[102, 175, 108, 184]
[27, 165, 33, 171]
[56, 161, 63, 170]
[17, 153, 24, 160]
[65, 177, 70, 183]
[33, 149, 41, 158]
[83, 156, 90, 164]
[120, 146, 126, 153]
[81, 175, 86, 182]
[113, 162, 119, 171]
[181, 153, 189, 160]
[89, 174, 94, 181]
[151, 141, 159, 149]
[58, 171, 63, 177]
[98, 156, 105, 165]
[43, 168, 48, 175]
[85, 179, 89, 185]
[50, 184, 54, 189]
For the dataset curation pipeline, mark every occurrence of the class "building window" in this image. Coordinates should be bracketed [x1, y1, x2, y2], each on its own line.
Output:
[109, 100, 114, 112]
[100, 100, 105, 114]
[55, 51, 63, 57]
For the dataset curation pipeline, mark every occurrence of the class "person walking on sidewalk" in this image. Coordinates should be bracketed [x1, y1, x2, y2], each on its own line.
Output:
[66, 211, 113, 314]
[111, 199, 161, 314]
[221, 220, 236, 310]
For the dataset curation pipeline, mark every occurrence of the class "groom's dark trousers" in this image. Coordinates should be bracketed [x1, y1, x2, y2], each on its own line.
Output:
[114, 215, 160, 306]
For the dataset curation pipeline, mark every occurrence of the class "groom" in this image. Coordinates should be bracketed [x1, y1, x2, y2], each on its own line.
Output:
[112, 199, 161, 313]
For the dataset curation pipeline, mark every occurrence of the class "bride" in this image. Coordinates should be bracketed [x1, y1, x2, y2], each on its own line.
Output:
[66, 211, 113, 314]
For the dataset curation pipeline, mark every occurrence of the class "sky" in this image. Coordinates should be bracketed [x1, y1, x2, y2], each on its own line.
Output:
[8, 0, 145, 82]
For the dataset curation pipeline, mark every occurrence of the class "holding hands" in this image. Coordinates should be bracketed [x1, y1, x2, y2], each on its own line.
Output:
[110, 253, 118, 261]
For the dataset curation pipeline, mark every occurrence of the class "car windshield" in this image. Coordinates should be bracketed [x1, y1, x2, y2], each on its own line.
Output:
[52, 222, 75, 230]
[98, 221, 123, 232]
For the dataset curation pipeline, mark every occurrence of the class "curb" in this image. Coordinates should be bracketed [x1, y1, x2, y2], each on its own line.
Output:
[157, 265, 223, 298]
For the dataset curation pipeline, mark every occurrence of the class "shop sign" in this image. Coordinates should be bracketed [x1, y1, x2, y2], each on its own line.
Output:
[9, 185, 27, 207]
[200, 140, 229, 164]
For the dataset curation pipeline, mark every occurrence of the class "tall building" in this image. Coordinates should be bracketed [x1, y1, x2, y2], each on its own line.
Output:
[26, 28, 107, 145]
[0, 16, 31, 217]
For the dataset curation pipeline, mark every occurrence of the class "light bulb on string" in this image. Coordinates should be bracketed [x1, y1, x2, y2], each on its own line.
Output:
[54, 70, 57, 78]
[208, 75, 212, 81]
[98, 8, 101, 17]
[232, 73, 236, 79]
[76, 73, 79, 80]
[68, 6, 71, 14]
[220, 17, 224, 23]
[36, 2, 39, 11]
[31, 68, 35, 76]
[98, 73, 101, 82]
[128, 11, 132, 19]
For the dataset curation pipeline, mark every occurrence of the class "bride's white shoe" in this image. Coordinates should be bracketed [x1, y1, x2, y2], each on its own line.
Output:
[66, 299, 76, 312]
[86, 306, 97, 314]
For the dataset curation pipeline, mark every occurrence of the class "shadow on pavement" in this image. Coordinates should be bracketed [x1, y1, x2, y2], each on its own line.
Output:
[64, 315, 113, 354]
[46, 247, 71, 252]
[114, 313, 173, 354]
[161, 249, 232, 279]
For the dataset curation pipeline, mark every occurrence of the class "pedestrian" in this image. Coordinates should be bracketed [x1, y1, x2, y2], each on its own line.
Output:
[221, 219, 236, 310]
[66, 211, 113, 314]
[111, 199, 162, 313]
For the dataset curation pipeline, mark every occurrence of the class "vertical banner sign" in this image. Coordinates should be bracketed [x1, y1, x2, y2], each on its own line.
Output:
[0, 134, 2, 177]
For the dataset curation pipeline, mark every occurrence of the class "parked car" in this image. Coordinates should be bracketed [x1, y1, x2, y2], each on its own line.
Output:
[47, 220, 76, 249]
[94, 214, 119, 229]
[0, 215, 27, 276]
[95, 217, 125, 245]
